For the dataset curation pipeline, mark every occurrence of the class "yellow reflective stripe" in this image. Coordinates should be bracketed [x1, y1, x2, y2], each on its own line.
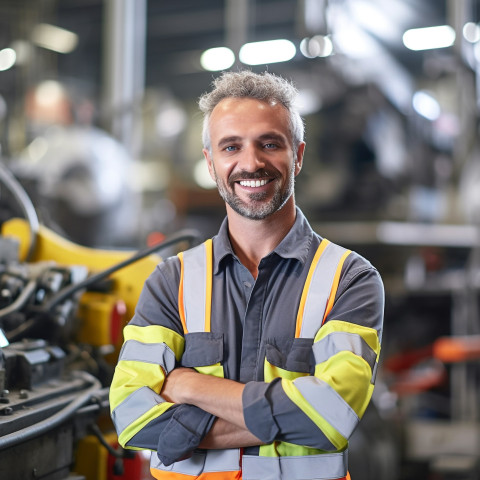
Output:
[263, 358, 309, 383]
[124, 324, 185, 361]
[315, 320, 380, 358]
[322, 250, 351, 325]
[259, 441, 325, 458]
[281, 378, 347, 450]
[204, 239, 213, 333]
[313, 321, 380, 417]
[177, 251, 188, 334]
[110, 360, 166, 412]
[194, 363, 224, 378]
[295, 239, 330, 338]
[315, 352, 375, 418]
[118, 399, 173, 448]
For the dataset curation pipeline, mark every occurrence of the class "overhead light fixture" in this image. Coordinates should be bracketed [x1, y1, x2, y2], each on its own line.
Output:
[300, 35, 333, 58]
[0, 48, 16, 71]
[31, 23, 78, 54]
[239, 39, 296, 65]
[200, 47, 235, 71]
[463, 22, 480, 43]
[412, 91, 441, 121]
[403, 25, 455, 51]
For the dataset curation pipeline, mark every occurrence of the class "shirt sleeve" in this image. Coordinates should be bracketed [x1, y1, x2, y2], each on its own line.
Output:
[109, 258, 216, 462]
[243, 259, 384, 450]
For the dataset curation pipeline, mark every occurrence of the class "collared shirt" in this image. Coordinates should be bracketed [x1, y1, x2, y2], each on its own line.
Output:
[124, 207, 384, 460]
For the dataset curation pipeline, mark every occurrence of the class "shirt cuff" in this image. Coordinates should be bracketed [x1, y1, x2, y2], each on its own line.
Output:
[156, 404, 215, 466]
[242, 379, 281, 443]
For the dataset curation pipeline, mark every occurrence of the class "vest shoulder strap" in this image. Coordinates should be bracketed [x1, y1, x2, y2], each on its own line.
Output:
[295, 239, 351, 338]
[177, 238, 213, 334]
[178, 238, 351, 338]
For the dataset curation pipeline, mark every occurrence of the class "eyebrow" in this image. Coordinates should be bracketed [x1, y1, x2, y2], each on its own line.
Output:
[217, 136, 242, 148]
[217, 132, 288, 148]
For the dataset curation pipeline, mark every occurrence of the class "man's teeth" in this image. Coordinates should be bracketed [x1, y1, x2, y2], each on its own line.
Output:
[239, 179, 268, 187]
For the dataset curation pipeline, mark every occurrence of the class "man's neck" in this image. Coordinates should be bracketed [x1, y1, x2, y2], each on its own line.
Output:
[226, 201, 296, 279]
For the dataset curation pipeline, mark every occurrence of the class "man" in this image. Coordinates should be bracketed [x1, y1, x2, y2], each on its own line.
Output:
[110, 70, 384, 480]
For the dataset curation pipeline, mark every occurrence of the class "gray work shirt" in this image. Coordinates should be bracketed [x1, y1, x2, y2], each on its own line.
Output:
[127, 207, 384, 462]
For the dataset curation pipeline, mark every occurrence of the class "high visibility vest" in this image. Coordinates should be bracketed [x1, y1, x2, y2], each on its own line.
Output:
[150, 238, 352, 480]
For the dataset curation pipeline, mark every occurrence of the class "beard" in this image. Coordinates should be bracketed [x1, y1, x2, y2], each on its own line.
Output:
[212, 163, 296, 220]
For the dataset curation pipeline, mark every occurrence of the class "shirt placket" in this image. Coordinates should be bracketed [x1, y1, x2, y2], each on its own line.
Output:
[239, 257, 271, 384]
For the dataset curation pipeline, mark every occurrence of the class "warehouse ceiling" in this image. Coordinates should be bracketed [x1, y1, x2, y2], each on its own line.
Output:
[0, 0, 462, 107]
[1, 0, 480, 242]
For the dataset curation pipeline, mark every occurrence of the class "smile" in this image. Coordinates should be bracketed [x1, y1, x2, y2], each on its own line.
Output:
[239, 179, 270, 187]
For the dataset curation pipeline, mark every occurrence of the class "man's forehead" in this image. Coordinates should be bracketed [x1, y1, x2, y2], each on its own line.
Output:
[212, 97, 282, 114]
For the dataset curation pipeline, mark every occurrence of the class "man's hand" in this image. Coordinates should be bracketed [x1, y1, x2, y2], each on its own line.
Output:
[161, 368, 263, 449]
[161, 367, 195, 404]
[161, 368, 245, 429]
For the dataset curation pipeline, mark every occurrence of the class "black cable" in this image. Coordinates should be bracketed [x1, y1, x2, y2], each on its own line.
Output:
[0, 162, 39, 261]
[0, 279, 36, 319]
[0, 371, 101, 450]
[88, 423, 124, 458]
[42, 229, 202, 312]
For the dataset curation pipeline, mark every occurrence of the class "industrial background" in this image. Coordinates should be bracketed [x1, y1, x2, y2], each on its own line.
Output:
[0, 0, 479, 479]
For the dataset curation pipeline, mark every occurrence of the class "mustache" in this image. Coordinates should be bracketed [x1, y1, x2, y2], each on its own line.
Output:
[229, 169, 277, 183]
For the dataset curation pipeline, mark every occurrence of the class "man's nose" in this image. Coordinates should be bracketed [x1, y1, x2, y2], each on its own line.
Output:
[240, 145, 265, 171]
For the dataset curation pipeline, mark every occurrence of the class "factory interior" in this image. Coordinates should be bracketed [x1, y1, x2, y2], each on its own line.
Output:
[0, 0, 480, 479]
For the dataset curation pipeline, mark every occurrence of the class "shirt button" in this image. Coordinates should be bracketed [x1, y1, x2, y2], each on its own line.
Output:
[244, 281, 252, 288]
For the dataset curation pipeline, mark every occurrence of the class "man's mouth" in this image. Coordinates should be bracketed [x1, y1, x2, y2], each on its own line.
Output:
[238, 179, 270, 187]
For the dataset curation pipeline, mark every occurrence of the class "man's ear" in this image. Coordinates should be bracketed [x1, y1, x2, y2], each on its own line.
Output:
[294, 142, 306, 176]
[203, 148, 216, 181]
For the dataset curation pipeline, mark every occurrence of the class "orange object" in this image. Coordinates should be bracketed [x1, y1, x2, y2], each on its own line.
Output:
[433, 335, 480, 363]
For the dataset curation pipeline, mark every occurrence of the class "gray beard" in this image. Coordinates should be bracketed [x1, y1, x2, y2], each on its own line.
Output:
[214, 166, 295, 220]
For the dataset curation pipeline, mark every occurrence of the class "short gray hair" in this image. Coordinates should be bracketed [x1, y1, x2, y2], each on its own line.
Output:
[199, 70, 304, 152]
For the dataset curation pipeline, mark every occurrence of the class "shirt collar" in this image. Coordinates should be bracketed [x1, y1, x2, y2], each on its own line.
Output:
[212, 207, 315, 274]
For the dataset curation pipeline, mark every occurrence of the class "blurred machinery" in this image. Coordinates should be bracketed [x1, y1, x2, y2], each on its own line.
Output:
[0, 162, 200, 480]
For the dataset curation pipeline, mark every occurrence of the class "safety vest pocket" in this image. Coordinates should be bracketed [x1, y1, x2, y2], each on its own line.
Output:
[264, 337, 314, 382]
[181, 332, 224, 378]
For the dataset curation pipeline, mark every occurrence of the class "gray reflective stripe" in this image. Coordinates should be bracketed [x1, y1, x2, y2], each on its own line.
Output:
[242, 450, 348, 480]
[182, 242, 207, 333]
[119, 340, 176, 374]
[300, 242, 348, 339]
[313, 331, 377, 381]
[150, 448, 241, 475]
[293, 376, 359, 439]
[112, 386, 165, 434]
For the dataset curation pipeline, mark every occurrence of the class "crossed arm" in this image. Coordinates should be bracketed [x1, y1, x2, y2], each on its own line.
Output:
[161, 367, 263, 449]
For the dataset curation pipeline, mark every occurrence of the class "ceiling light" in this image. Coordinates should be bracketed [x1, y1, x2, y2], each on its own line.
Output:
[403, 25, 455, 51]
[412, 91, 441, 121]
[239, 39, 296, 65]
[31, 23, 78, 54]
[0, 48, 16, 71]
[300, 36, 333, 58]
[200, 47, 235, 71]
[463, 22, 480, 43]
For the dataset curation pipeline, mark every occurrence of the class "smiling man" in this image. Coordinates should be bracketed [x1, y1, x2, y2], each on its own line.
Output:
[110, 71, 384, 480]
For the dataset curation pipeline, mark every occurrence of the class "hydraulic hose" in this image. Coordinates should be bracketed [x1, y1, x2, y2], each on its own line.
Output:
[0, 162, 40, 261]
[0, 371, 101, 450]
[42, 228, 202, 312]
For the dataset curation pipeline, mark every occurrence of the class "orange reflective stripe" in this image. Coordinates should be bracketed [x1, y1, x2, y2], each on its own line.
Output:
[151, 469, 242, 480]
[321, 249, 351, 326]
[295, 239, 330, 338]
[177, 251, 188, 334]
[204, 239, 213, 333]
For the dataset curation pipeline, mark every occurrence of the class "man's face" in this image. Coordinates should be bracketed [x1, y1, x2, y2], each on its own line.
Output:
[203, 98, 305, 220]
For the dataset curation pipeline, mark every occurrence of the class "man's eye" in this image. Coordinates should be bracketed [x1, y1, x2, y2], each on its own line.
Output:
[225, 146, 237, 152]
[264, 143, 277, 149]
